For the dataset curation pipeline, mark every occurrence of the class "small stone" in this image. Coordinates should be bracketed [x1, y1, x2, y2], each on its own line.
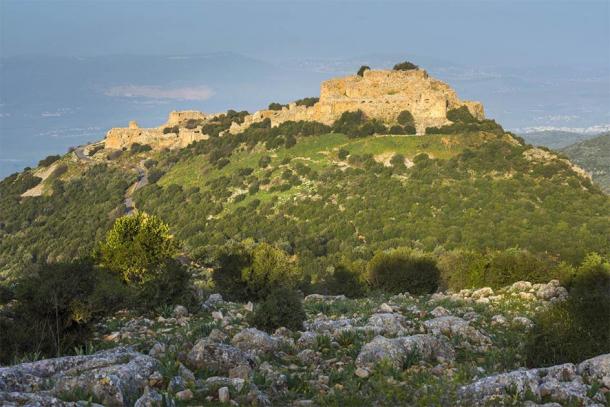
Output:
[173, 305, 189, 318]
[378, 303, 393, 313]
[175, 389, 193, 401]
[355, 367, 369, 378]
[513, 316, 534, 329]
[212, 311, 224, 321]
[244, 302, 254, 312]
[219, 386, 230, 403]
[148, 342, 167, 359]
[491, 315, 508, 325]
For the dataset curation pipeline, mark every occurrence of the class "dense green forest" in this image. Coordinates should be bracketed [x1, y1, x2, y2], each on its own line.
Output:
[1, 113, 609, 283]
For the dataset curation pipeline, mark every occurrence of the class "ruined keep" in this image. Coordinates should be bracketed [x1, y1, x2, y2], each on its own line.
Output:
[104, 68, 485, 150]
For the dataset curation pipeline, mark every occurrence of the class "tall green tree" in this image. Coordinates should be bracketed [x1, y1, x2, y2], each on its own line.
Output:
[98, 212, 179, 284]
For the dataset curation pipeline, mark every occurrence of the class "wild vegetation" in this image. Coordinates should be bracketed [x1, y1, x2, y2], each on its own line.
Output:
[1, 82, 609, 405]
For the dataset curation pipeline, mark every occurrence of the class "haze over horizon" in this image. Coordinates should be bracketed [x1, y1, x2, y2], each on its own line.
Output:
[1, 0, 609, 177]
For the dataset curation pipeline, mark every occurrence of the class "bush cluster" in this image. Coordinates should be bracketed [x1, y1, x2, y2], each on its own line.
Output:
[38, 154, 61, 167]
[368, 248, 440, 294]
[130, 143, 152, 154]
[525, 253, 610, 367]
[249, 287, 306, 332]
[294, 97, 319, 107]
[393, 61, 419, 71]
[212, 242, 300, 301]
[437, 248, 572, 290]
[357, 65, 370, 76]
[332, 110, 388, 138]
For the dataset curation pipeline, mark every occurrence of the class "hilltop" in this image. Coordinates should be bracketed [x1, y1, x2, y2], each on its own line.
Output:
[561, 132, 610, 193]
[1, 65, 608, 281]
[1, 63, 609, 407]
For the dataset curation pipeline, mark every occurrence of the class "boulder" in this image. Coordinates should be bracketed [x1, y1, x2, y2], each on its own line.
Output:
[365, 313, 412, 336]
[186, 339, 252, 374]
[0, 347, 159, 407]
[423, 316, 491, 347]
[458, 355, 610, 406]
[172, 305, 189, 319]
[577, 353, 610, 388]
[355, 334, 455, 369]
[231, 328, 282, 355]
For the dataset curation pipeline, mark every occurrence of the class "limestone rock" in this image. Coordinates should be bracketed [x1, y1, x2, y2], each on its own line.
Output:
[186, 339, 252, 374]
[365, 313, 412, 336]
[172, 305, 189, 319]
[231, 328, 282, 355]
[218, 386, 230, 403]
[423, 316, 491, 347]
[0, 347, 159, 407]
[355, 334, 455, 369]
[459, 355, 610, 406]
[134, 387, 164, 407]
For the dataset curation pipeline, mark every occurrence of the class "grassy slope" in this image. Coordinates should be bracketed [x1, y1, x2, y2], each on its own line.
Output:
[160, 132, 488, 197]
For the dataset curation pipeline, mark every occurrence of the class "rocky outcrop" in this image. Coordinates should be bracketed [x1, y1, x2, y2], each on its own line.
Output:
[186, 339, 253, 374]
[458, 354, 610, 406]
[0, 347, 159, 406]
[104, 111, 210, 150]
[232, 69, 484, 135]
[355, 334, 455, 370]
[104, 68, 485, 151]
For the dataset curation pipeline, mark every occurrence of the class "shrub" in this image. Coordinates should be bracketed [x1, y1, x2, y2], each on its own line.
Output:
[259, 155, 272, 168]
[294, 97, 319, 107]
[49, 164, 69, 179]
[1, 259, 126, 362]
[147, 168, 165, 184]
[525, 253, 610, 367]
[397, 110, 415, 126]
[332, 110, 366, 134]
[368, 248, 440, 294]
[446, 106, 477, 123]
[357, 65, 370, 76]
[393, 61, 419, 71]
[249, 287, 306, 332]
[130, 143, 152, 154]
[107, 150, 123, 160]
[285, 134, 297, 148]
[483, 248, 564, 289]
[243, 243, 300, 299]
[268, 102, 286, 111]
[38, 154, 61, 167]
[389, 125, 406, 135]
[97, 212, 179, 285]
[143, 159, 158, 169]
[163, 126, 180, 134]
[338, 148, 349, 160]
[390, 154, 405, 168]
[136, 259, 192, 310]
[211, 243, 252, 301]
[325, 264, 365, 298]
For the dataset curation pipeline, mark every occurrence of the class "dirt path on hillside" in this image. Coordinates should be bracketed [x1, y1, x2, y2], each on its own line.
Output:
[124, 161, 148, 215]
[21, 164, 58, 197]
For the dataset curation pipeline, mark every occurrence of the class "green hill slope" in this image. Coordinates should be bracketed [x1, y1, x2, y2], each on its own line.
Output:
[560, 132, 610, 193]
[1, 121, 609, 282]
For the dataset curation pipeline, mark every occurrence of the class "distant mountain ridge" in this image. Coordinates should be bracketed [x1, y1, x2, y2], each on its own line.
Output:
[561, 133, 610, 193]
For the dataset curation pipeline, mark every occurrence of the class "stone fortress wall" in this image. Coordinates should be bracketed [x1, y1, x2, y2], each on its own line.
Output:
[104, 68, 485, 150]
[104, 111, 210, 150]
[231, 69, 485, 135]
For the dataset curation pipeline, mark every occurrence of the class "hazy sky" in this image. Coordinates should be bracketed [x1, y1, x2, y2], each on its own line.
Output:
[2, 0, 609, 67]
